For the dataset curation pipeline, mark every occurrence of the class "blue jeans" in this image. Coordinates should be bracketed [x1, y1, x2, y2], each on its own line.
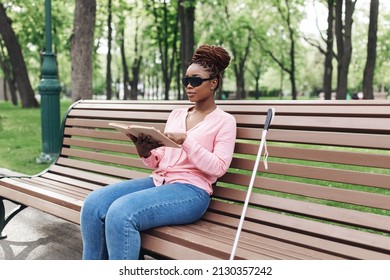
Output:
[80, 177, 210, 260]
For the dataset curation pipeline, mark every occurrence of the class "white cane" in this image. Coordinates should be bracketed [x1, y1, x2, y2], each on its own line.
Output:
[229, 107, 275, 260]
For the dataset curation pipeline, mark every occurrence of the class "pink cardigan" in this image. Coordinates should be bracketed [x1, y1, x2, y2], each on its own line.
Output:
[142, 106, 237, 194]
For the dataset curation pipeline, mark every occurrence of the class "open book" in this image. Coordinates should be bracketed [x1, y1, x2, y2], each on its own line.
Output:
[108, 122, 181, 148]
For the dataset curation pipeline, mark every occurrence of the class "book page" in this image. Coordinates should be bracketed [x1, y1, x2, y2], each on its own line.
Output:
[108, 122, 180, 148]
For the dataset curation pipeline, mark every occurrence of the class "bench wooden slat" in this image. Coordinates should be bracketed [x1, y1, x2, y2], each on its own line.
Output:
[141, 234, 219, 260]
[74, 100, 390, 116]
[65, 118, 167, 132]
[182, 221, 344, 259]
[18, 177, 88, 199]
[0, 178, 83, 211]
[202, 212, 390, 260]
[0, 186, 81, 224]
[63, 138, 136, 155]
[48, 164, 121, 186]
[61, 147, 148, 170]
[169, 224, 303, 260]
[55, 157, 148, 180]
[266, 129, 390, 149]
[235, 143, 390, 169]
[235, 115, 390, 132]
[68, 109, 171, 122]
[40, 172, 102, 191]
[63, 127, 126, 141]
[145, 226, 275, 260]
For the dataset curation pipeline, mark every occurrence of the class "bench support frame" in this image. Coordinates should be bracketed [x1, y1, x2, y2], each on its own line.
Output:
[0, 197, 27, 239]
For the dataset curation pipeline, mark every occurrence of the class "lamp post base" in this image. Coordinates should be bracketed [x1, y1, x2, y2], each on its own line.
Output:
[36, 153, 57, 164]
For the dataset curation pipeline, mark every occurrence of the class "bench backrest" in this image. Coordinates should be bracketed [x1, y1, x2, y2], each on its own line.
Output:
[56, 99, 390, 257]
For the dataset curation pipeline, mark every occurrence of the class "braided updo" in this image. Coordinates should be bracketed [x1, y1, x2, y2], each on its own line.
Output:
[190, 44, 231, 90]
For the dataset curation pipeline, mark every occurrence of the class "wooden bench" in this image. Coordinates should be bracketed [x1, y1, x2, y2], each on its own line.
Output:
[1, 99, 389, 259]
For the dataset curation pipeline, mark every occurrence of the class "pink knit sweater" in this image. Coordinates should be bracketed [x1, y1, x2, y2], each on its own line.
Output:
[142, 106, 237, 194]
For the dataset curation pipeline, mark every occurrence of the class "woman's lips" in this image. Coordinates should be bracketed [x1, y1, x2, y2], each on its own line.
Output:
[186, 92, 195, 98]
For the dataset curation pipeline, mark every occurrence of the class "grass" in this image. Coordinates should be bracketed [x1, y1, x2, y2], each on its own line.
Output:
[0, 99, 72, 175]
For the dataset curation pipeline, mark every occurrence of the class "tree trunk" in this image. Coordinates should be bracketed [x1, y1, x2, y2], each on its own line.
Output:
[362, 0, 378, 100]
[335, 0, 356, 100]
[106, 0, 113, 100]
[130, 57, 142, 100]
[323, 0, 335, 100]
[179, 0, 195, 100]
[233, 33, 251, 100]
[288, 16, 297, 100]
[0, 3, 38, 108]
[130, 17, 142, 100]
[71, 0, 96, 102]
[119, 25, 131, 100]
[0, 42, 18, 105]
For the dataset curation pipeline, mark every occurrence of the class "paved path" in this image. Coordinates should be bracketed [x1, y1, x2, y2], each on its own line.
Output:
[0, 168, 82, 260]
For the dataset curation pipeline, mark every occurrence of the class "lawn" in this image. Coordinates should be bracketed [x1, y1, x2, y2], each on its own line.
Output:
[0, 99, 72, 175]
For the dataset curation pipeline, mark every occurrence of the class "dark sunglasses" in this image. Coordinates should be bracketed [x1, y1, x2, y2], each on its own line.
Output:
[182, 76, 214, 87]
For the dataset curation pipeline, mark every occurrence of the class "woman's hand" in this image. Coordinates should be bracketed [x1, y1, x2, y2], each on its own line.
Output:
[127, 133, 163, 158]
[164, 132, 187, 145]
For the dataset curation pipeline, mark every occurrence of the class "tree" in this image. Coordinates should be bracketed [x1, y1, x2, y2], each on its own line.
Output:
[247, 55, 268, 99]
[129, 16, 143, 100]
[362, 0, 379, 99]
[307, 0, 335, 100]
[222, 4, 252, 100]
[106, 0, 113, 100]
[0, 3, 38, 108]
[178, 0, 195, 100]
[335, 0, 356, 99]
[71, 0, 96, 101]
[0, 40, 18, 105]
[150, 0, 179, 100]
[118, 16, 131, 100]
[323, 0, 335, 100]
[256, 0, 302, 100]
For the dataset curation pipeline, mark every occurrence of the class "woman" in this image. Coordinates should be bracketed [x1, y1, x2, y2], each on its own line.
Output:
[80, 44, 237, 260]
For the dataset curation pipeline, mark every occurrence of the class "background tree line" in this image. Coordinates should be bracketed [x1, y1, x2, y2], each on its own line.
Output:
[0, 0, 389, 108]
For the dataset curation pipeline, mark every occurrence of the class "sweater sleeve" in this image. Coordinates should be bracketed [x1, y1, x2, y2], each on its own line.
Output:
[141, 147, 165, 168]
[181, 115, 236, 178]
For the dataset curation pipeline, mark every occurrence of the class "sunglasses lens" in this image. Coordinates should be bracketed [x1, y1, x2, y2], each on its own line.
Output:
[182, 77, 203, 87]
[182, 77, 189, 87]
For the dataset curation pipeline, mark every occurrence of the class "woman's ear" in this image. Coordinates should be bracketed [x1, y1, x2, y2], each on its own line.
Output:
[211, 78, 218, 89]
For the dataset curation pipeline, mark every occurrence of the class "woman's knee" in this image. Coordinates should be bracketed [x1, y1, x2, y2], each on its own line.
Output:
[81, 188, 107, 219]
[105, 197, 139, 236]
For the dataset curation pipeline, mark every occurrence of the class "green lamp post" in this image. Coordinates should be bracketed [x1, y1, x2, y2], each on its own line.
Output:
[37, 0, 61, 163]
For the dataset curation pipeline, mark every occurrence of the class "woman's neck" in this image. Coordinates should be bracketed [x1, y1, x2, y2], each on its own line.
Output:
[193, 99, 217, 114]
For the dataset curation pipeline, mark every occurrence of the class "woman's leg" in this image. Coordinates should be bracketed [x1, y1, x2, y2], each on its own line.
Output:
[105, 183, 210, 260]
[80, 177, 155, 260]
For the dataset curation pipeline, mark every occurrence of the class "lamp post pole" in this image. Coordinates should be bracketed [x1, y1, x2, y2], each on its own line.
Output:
[37, 0, 61, 163]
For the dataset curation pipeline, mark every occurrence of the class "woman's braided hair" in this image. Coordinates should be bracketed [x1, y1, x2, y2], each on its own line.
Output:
[190, 44, 231, 90]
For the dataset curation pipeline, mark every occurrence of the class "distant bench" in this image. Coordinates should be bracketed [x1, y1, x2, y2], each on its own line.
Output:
[1, 99, 390, 259]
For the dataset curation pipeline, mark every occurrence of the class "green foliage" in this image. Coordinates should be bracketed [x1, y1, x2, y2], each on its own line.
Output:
[1, 0, 389, 98]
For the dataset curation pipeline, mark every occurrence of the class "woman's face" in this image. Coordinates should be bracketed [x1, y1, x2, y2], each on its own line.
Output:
[183, 63, 217, 103]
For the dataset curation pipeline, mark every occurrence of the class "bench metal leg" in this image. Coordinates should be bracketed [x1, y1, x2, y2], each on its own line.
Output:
[0, 199, 5, 239]
[0, 197, 27, 240]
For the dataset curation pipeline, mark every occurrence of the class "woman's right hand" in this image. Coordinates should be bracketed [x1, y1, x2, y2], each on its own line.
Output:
[127, 133, 163, 158]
